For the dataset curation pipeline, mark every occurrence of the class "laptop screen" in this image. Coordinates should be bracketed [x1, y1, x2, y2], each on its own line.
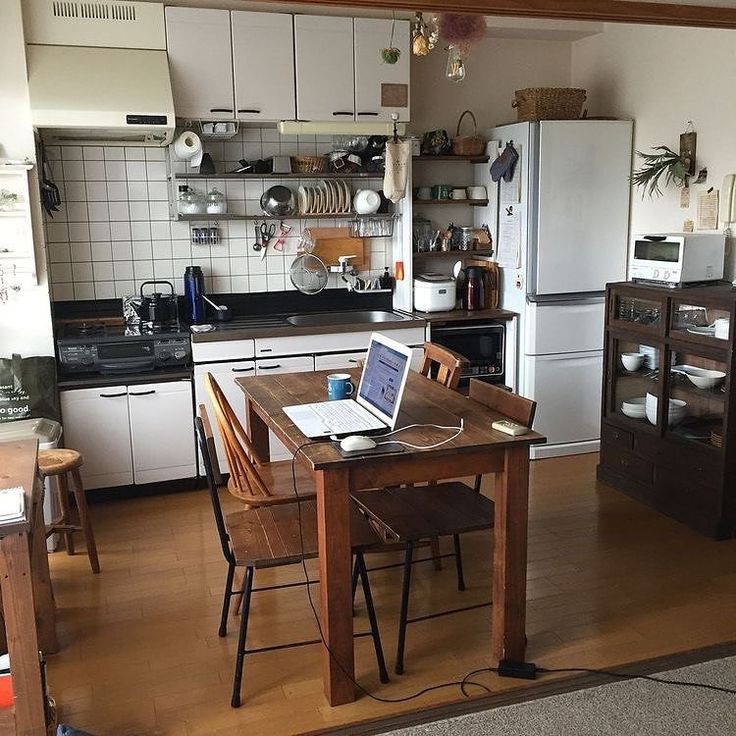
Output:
[356, 333, 412, 428]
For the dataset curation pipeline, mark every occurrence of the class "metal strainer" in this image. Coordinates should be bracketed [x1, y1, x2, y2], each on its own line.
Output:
[289, 254, 329, 295]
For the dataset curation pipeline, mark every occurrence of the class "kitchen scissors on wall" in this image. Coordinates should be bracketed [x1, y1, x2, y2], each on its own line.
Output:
[254, 222, 276, 252]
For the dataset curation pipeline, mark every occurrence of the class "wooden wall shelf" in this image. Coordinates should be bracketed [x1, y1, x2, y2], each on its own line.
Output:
[413, 155, 490, 164]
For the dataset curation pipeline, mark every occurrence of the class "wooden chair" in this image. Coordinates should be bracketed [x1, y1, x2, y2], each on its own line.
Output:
[418, 341, 467, 390]
[353, 380, 537, 675]
[469, 379, 537, 493]
[38, 448, 99, 574]
[196, 406, 389, 708]
[204, 372, 316, 507]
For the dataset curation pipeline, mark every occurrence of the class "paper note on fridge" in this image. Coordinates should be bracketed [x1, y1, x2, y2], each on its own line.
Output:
[497, 206, 521, 268]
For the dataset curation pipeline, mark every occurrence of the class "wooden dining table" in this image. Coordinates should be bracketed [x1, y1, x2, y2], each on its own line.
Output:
[237, 369, 546, 706]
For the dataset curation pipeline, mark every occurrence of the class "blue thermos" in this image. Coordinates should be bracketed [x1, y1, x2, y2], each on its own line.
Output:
[184, 265, 205, 324]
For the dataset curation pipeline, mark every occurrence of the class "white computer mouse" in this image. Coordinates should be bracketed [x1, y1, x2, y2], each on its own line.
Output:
[339, 435, 377, 452]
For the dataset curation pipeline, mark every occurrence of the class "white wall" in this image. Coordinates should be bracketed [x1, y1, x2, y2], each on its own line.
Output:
[0, 0, 54, 356]
[572, 22, 736, 277]
[410, 36, 572, 134]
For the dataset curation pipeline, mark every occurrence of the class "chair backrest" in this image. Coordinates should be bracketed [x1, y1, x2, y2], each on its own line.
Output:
[204, 372, 272, 502]
[419, 341, 468, 391]
[195, 406, 234, 565]
[469, 379, 537, 428]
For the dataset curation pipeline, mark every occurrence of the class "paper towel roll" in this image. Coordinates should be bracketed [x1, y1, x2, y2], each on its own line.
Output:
[173, 131, 203, 168]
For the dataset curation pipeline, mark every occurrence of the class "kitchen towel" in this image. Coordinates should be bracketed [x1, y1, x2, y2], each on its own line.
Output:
[383, 140, 411, 203]
[173, 131, 203, 168]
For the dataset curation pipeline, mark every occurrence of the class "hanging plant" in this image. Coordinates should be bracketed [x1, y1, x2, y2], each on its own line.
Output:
[381, 13, 401, 64]
[632, 146, 690, 198]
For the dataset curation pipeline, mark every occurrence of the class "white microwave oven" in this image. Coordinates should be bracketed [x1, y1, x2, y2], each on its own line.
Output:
[629, 233, 726, 286]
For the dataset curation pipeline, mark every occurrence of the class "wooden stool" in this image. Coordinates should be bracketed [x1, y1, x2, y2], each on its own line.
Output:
[38, 449, 100, 574]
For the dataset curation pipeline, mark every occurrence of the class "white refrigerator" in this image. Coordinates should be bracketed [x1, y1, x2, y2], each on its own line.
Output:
[477, 120, 633, 457]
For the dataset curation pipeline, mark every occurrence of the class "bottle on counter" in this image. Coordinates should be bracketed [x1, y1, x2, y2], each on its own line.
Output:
[184, 265, 205, 324]
[379, 267, 395, 291]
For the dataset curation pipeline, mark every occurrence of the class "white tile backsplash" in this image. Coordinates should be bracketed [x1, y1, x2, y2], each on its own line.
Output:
[46, 128, 393, 301]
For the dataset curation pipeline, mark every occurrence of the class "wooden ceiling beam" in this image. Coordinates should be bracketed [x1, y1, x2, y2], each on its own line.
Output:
[269, 0, 736, 30]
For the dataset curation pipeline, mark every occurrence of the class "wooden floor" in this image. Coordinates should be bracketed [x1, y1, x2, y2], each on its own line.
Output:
[45, 454, 736, 736]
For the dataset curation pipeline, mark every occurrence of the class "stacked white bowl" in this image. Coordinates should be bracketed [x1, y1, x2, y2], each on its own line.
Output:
[645, 393, 687, 426]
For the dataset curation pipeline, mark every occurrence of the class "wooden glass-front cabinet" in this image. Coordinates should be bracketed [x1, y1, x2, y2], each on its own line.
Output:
[598, 282, 736, 539]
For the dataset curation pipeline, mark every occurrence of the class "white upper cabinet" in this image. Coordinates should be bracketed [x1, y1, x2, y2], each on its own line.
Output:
[295, 15, 355, 121]
[165, 7, 234, 119]
[354, 18, 410, 122]
[231, 11, 295, 122]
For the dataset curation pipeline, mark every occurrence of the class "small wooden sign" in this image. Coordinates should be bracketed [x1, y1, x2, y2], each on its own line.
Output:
[381, 83, 409, 108]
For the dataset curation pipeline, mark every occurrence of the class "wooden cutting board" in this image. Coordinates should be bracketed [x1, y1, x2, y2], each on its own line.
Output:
[309, 228, 368, 269]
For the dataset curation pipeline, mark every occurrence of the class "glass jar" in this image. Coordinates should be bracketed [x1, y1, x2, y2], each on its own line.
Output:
[206, 188, 227, 215]
[177, 186, 206, 215]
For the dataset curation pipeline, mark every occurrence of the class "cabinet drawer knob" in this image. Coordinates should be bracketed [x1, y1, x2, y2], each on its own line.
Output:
[237, 109, 261, 114]
[210, 108, 233, 113]
[99, 392, 126, 398]
[259, 364, 281, 370]
[129, 390, 156, 397]
[332, 111, 354, 116]
[231, 367, 254, 373]
[357, 111, 379, 116]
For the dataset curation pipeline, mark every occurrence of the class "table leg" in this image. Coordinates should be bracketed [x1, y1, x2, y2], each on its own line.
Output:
[0, 532, 47, 736]
[492, 445, 530, 663]
[246, 397, 270, 463]
[315, 468, 355, 706]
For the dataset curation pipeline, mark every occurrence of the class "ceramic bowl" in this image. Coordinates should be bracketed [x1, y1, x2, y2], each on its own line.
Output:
[621, 352, 646, 372]
[645, 394, 687, 426]
[673, 365, 726, 390]
[353, 189, 381, 215]
[621, 397, 647, 419]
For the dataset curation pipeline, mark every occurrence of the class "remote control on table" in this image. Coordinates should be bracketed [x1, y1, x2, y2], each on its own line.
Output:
[491, 419, 529, 436]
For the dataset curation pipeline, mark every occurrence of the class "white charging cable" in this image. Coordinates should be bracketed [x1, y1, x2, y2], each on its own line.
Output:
[376, 419, 465, 450]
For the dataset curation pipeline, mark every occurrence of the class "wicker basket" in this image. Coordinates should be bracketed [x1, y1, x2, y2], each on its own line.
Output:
[512, 88, 586, 121]
[291, 155, 328, 174]
[451, 110, 485, 157]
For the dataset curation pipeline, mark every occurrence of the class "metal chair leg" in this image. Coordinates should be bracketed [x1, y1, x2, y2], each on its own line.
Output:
[356, 552, 389, 684]
[231, 566, 254, 708]
[453, 534, 466, 592]
[219, 563, 235, 637]
[395, 542, 414, 676]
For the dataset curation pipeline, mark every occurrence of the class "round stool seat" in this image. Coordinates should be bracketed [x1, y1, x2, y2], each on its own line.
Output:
[38, 448, 83, 477]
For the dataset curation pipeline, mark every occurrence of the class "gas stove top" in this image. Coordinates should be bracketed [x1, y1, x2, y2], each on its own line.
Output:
[57, 320, 191, 375]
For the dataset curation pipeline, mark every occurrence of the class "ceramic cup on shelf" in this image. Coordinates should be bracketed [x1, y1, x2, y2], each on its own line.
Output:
[450, 188, 467, 200]
[416, 186, 432, 200]
[467, 185, 487, 200]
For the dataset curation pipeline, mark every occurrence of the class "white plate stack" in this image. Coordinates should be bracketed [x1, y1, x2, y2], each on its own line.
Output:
[297, 180, 352, 216]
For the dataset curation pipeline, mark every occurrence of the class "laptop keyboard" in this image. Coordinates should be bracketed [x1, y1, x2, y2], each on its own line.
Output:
[312, 400, 378, 433]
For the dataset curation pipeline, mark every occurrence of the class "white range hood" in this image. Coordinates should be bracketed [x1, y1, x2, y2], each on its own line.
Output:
[24, 0, 174, 145]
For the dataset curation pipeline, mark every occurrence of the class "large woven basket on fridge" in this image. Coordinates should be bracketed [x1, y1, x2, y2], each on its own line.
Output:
[451, 110, 486, 157]
[512, 88, 586, 121]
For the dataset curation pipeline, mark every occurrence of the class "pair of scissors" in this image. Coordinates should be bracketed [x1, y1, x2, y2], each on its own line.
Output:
[260, 222, 276, 245]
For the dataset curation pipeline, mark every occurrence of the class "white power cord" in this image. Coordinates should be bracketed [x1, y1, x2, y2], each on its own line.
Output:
[376, 419, 465, 450]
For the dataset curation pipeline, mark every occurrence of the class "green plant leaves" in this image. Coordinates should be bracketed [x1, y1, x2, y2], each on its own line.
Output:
[632, 145, 689, 198]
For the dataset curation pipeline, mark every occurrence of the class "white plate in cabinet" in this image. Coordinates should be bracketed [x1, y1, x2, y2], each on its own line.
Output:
[295, 15, 354, 121]
[194, 361, 255, 475]
[354, 18, 410, 122]
[60, 386, 133, 489]
[255, 356, 314, 461]
[231, 11, 295, 122]
[165, 7, 234, 119]
[128, 381, 196, 484]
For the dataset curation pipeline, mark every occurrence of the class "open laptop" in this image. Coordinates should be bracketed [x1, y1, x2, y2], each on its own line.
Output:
[283, 332, 413, 438]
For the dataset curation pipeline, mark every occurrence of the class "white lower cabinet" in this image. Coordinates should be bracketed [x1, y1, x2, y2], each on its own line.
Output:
[314, 348, 425, 372]
[256, 355, 314, 461]
[60, 386, 133, 489]
[127, 382, 197, 484]
[60, 380, 196, 490]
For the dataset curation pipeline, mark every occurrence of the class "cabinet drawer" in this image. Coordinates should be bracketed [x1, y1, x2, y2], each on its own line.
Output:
[600, 443, 653, 486]
[658, 445, 722, 490]
[601, 423, 633, 450]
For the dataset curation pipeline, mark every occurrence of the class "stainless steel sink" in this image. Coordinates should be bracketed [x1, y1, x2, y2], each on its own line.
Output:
[286, 310, 411, 327]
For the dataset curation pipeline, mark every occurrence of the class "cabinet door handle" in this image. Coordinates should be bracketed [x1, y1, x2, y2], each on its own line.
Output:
[231, 366, 255, 373]
[348, 359, 359, 363]
[210, 107, 234, 113]
[357, 111, 379, 116]
[332, 111, 354, 116]
[237, 109, 261, 114]
[259, 364, 281, 370]
[99, 392, 127, 398]
[129, 390, 156, 397]
[259, 348, 273, 353]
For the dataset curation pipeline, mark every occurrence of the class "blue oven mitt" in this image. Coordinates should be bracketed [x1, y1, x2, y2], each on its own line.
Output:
[490, 142, 519, 182]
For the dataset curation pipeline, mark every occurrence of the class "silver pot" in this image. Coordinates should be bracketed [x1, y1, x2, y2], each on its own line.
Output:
[260, 185, 296, 217]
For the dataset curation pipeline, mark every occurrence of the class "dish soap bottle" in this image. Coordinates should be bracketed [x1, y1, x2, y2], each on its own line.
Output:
[378, 267, 394, 290]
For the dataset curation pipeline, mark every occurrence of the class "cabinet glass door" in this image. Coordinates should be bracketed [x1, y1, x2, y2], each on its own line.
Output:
[612, 293, 664, 331]
[665, 346, 727, 450]
[670, 300, 731, 343]
[611, 339, 661, 426]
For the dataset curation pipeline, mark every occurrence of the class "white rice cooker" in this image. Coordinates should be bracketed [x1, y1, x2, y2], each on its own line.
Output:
[413, 273, 456, 312]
